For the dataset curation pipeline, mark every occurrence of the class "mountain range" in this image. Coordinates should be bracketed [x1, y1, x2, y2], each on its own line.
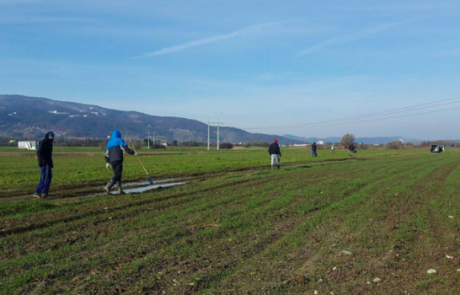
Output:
[2, 95, 450, 145]
[0, 95, 302, 144]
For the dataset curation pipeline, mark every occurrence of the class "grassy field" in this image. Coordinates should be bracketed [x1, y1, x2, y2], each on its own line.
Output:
[1, 146, 460, 294]
[0, 146, 396, 198]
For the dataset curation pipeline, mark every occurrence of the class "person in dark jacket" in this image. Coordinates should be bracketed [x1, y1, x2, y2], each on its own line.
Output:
[104, 130, 137, 195]
[348, 143, 356, 157]
[268, 140, 281, 170]
[34, 132, 54, 198]
[311, 142, 318, 157]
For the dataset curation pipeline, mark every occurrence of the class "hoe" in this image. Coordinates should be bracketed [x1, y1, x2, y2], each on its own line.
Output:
[126, 133, 155, 185]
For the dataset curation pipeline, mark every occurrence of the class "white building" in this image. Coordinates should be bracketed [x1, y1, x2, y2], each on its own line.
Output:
[18, 141, 39, 150]
[317, 141, 325, 145]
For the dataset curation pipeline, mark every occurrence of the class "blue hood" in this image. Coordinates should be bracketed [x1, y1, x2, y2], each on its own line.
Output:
[112, 130, 121, 139]
[106, 130, 126, 150]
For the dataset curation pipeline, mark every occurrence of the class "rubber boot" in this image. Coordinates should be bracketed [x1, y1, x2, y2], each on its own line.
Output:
[104, 179, 116, 195]
[117, 181, 126, 195]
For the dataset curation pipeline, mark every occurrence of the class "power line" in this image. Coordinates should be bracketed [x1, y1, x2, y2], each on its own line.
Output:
[315, 97, 460, 125]
[243, 96, 460, 129]
[250, 105, 460, 130]
[241, 96, 460, 130]
[295, 105, 460, 129]
[305, 99, 460, 127]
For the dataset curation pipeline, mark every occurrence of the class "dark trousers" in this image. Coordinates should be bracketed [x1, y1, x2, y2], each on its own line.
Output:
[109, 161, 123, 188]
[36, 165, 52, 194]
[311, 150, 317, 157]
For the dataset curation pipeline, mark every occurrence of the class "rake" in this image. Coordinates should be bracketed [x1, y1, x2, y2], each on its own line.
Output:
[126, 133, 155, 185]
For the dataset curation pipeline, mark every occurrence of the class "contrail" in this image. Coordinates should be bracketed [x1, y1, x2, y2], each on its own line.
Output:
[128, 21, 295, 60]
[296, 21, 405, 58]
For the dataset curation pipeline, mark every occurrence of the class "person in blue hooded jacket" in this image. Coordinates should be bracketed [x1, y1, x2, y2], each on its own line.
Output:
[104, 130, 137, 194]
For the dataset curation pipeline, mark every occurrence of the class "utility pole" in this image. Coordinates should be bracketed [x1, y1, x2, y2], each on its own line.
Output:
[217, 117, 220, 151]
[207, 118, 224, 151]
[207, 118, 210, 151]
[146, 131, 155, 149]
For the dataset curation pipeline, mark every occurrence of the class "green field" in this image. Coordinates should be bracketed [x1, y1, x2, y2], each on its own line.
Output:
[1, 147, 460, 294]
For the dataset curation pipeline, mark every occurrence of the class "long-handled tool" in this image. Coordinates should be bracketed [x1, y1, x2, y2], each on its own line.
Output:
[126, 133, 155, 185]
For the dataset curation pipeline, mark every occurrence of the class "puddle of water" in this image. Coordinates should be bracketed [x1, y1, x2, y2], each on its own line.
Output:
[123, 178, 182, 188]
[87, 182, 188, 197]
[124, 182, 188, 194]
[92, 178, 185, 190]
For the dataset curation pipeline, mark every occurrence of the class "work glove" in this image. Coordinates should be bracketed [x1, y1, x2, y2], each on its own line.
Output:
[134, 152, 138, 156]
[106, 163, 112, 170]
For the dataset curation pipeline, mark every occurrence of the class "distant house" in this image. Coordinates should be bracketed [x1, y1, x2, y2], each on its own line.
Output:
[317, 141, 325, 145]
[18, 141, 39, 150]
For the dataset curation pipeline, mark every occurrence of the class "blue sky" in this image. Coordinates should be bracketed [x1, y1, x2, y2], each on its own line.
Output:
[1, 0, 460, 139]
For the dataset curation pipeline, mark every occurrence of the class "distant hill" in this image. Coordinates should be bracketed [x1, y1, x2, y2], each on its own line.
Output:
[284, 134, 423, 145]
[0, 95, 302, 144]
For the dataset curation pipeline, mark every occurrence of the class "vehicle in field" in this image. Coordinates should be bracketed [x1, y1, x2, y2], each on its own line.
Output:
[430, 144, 445, 153]
[18, 141, 39, 150]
